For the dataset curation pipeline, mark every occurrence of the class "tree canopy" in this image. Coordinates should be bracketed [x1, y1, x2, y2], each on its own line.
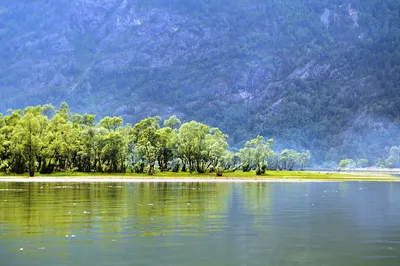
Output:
[0, 103, 311, 176]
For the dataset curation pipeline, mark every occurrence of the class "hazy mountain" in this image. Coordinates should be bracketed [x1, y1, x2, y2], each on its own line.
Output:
[1, 0, 400, 162]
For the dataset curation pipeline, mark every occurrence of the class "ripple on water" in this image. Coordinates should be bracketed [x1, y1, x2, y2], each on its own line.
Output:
[1, 181, 400, 265]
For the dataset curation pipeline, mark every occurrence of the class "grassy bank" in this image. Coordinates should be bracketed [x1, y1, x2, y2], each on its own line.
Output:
[1, 170, 399, 182]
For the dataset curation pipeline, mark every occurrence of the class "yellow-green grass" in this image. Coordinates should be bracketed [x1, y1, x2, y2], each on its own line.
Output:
[1, 170, 400, 182]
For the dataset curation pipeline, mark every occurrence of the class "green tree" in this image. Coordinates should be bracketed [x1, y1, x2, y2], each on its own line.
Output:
[156, 127, 175, 171]
[132, 117, 161, 175]
[175, 121, 227, 173]
[101, 131, 127, 173]
[164, 115, 181, 129]
[356, 158, 369, 168]
[339, 159, 355, 169]
[99, 116, 123, 132]
[12, 108, 47, 176]
[239, 136, 274, 174]
[299, 150, 311, 170]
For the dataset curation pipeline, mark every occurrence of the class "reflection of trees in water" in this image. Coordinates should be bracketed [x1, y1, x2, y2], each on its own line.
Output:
[0, 182, 232, 238]
[0, 182, 127, 235]
[240, 182, 272, 217]
[127, 182, 232, 236]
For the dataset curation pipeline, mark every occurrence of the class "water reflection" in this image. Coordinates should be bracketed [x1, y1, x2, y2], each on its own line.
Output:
[0, 182, 400, 266]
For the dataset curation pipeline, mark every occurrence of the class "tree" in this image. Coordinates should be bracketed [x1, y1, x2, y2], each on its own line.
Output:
[164, 115, 181, 129]
[99, 116, 123, 132]
[205, 128, 229, 170]
[384, 146, 400, 168]
[339, 159, 355, 169]
[57, 102, 71, 121]
[72, 113, 96, 129]
[40, 113, 76, 173]
[299, 150, 311, 170]
[132, 117, 160, 175]
[239, 136, 274, 174]
[101, 131, 127, 173]
[156, 127, 175, 171]
[278, 149, 300, 171]
[12, 109, 47, 176]
[220, 151, 240, 170]
[176, 121, 225, 173]
[239, 145, 255, 172]
[0, 102, 313, 176]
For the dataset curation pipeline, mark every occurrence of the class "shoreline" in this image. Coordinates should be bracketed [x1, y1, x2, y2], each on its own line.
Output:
[0, 175, 399, 183]
[1, 170, 399, 183]
[0, 177, 331, 183]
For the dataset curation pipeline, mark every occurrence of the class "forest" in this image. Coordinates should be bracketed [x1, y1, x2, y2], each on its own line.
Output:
[0, 103, 311, 177]
[1, 0, 400, 164]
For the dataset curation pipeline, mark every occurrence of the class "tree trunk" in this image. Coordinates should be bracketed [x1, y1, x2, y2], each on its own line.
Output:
[148, 161, 155, 175]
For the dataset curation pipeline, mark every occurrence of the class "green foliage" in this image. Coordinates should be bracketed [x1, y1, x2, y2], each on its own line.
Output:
[215, 167, 224, 177]
[238, 136, 309, 171]
[339, 159, 355, 169]
[163, 115, 181, 129]
[133, 161, 146, 174]
[377, 146, 400, 168]
[172, 160, 181, 173]
[0, 103, 312, 176]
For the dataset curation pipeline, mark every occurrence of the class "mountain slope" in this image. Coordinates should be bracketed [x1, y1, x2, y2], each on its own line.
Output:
[1, 0, 400, 163]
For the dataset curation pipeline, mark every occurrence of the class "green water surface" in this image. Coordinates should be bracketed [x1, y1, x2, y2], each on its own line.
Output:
[0, 182, 399, 265]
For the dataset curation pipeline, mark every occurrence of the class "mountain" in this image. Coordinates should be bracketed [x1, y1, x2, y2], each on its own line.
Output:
[1, 0, 400, 163]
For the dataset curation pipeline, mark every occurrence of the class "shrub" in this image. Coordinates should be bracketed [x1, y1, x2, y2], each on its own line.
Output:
[242, 163, 251, 172]
[172, 163, 180, 172]
[134, 162, 145, 173]
[215, 167, 224, 177]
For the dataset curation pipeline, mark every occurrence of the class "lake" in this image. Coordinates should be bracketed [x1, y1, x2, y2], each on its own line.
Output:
[1, 181, 400, 266]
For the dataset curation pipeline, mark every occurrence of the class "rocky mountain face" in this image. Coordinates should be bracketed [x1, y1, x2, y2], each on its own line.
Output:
[1, 0, 400, 162]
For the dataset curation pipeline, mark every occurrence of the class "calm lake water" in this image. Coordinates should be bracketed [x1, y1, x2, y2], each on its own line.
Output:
[1, 181, 400, 266]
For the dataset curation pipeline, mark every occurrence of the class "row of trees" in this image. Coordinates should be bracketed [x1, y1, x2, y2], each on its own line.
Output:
[338, 146, 400, 169]
[0, 103, 311, 177]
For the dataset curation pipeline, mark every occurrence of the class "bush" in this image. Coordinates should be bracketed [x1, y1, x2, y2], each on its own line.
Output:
[242, 163, 251, 172]
[215, 167, 224, 177]
[0, 160, 10, 175]
[172, 163, 180, 172]
[339, 159, 355, 169]
[255, 164, 266, 175]
[134, 162, 145, 173]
